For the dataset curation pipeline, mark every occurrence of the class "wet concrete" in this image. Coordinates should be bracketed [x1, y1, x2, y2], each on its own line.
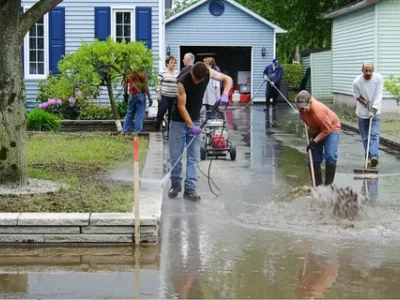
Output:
[1, 105, 400, 298]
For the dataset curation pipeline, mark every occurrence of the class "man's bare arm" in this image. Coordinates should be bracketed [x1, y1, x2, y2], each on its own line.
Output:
[209, 68, 233, 94]
[176, 83, 194, 128]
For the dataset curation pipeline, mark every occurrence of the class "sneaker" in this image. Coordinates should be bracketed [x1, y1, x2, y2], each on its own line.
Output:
[370, 157, 378, 168]
[168, 185, 181, 198]
[183, 189, 201, 201]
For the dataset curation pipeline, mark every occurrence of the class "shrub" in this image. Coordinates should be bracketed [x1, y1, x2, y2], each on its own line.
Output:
[384, 75, 400, 105]
[116, 100, 128, 118]
[38, 97, 80, 120]
[281, 64, 303, 91]
[27, 109, 61, 132]
[78, 102, 113, 120]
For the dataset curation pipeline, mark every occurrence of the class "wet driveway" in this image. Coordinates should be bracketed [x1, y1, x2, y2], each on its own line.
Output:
[1, 105, 400, 298]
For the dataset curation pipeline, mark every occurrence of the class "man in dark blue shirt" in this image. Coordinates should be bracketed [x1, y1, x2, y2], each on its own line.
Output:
[263, 58, 283, 112]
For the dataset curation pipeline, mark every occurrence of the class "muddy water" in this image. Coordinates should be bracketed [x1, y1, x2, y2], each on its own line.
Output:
[1, 105, 400, 298]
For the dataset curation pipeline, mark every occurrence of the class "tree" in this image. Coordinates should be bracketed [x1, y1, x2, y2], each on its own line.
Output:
[166, 0, 199, 18]
[0, 0, 63, 187]
[38, 37, 156, 131]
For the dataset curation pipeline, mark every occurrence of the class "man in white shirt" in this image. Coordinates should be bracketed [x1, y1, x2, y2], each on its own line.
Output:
[352, 62, 383, 168]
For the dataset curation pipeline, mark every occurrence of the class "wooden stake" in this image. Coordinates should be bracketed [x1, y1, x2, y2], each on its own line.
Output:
[133, 136, 140, 245]
[304, 124, 316, 188]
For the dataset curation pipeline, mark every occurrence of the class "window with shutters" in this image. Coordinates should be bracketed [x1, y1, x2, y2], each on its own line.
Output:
[24, 12, 49, 79]
[111, 9, 134, 43]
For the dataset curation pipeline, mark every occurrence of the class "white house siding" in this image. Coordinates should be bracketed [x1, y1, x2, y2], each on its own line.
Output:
[331, 5, 375, 96]
[310, 50, 332, 99]
[301, 56, 311, 92]
[22, 0, 159, 111]
[377, 0, 400, 98]
[165, 0, 275, 99]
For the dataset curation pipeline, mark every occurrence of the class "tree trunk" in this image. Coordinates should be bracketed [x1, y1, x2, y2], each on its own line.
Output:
[105, 80, 122, 132]
[0, 1, 28, 186]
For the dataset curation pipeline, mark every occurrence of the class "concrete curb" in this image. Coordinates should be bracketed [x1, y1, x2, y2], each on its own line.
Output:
[341, 120, 400, 151]
[0, 132, 164, 244]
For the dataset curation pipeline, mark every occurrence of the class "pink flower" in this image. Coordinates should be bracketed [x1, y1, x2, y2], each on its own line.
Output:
[48, 98, 56, 105]
[56, 99, 62, 105]
[75, 89, 82, 97]
[68, 97, 76, 104]
[39, 102, 49, 109]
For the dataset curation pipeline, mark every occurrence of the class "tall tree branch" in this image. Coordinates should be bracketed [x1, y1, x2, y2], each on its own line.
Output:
[19, 0, 63, 44]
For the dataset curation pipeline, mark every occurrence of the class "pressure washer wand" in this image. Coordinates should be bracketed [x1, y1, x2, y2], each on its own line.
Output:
[264, 76, 298, 113]
[160, 103, 221, 188]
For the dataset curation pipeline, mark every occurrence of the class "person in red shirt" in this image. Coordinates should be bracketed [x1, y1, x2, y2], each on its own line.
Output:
[295, 90, 341, 186]
[123, 70, 153, 133]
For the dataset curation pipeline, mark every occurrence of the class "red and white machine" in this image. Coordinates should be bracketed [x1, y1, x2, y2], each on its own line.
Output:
[200, 111, 236, 161]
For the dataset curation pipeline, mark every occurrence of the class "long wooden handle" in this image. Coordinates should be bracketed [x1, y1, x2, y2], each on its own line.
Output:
[304, 123, 316, 188]
[365, 117, 373, 169]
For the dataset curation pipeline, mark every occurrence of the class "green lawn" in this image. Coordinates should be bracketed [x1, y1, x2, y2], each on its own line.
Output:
[0, 133, 149, 213]
[339, 112, 400, 139]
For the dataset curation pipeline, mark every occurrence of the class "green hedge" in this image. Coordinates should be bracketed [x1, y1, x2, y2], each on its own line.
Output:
[281, 64, 303, 91]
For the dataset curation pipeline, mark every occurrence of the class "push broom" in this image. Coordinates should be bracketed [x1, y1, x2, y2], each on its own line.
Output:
[354, 116, 379, 178]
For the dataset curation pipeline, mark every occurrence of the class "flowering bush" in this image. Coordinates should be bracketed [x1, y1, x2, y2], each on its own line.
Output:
[38, 96, 80, 120]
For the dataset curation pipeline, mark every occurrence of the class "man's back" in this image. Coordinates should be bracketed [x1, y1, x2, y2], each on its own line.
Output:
[171, 71, 209, 122]
[300, 99, 341, 133]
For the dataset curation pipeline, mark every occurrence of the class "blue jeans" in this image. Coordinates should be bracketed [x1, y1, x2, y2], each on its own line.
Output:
[358, 115, 381, 159]
[169, 120, 202, 190]
[311, 132, 339, 165]
[123, 93, 146, 133]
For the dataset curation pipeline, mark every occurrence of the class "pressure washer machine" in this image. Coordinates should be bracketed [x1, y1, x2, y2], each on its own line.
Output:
[200, 109, 236, 161]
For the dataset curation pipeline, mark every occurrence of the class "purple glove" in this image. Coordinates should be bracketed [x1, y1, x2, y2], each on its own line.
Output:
[190, 125, 202, 135]
[216, 92, 229, 106]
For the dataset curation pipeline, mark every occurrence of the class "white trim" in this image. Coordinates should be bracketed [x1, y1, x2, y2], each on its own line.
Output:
[23, 6, 49, 80]
[159, 0, 166, 70]
[165, 0, 287, 33]
[110, 7, 135, 43]
[273, 30, 276, 59]
[250, 46, 253, 97]
[374, 3, 378, 71]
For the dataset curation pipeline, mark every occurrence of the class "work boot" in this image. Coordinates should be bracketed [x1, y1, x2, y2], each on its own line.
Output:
[311, 163, 323, 186]
[183, 189, 201, 201]
[168, 184, 181, 198]
[370, 157, 378, 168]
[325, 163, 337, 185]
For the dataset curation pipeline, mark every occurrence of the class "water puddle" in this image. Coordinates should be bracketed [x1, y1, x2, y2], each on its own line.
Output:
[234, 184, 400, 243]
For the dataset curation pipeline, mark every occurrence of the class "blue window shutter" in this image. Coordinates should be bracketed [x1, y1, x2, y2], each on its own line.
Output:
[95, 7, 110, 40]
[136, 7, 152, 49]
[49, 7, 65, 74]
[20, 6, 24, 75]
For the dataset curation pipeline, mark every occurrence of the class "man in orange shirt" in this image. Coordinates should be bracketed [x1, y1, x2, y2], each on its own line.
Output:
[295, 90, 341, 186]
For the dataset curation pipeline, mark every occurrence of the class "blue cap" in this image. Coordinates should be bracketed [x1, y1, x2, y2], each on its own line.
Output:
[272, 58, 279, 64]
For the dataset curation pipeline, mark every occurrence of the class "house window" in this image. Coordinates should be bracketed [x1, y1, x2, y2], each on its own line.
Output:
[112, 9, 134, 42]
[24, 12, 48, 79]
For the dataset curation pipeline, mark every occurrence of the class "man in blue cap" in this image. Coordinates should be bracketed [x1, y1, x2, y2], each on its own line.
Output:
[263, 58, 283, 112]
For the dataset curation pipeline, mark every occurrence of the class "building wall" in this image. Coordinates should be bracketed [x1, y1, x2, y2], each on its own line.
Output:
[21, 0, 159, 111]
[301, 56, 311, 92]
[331, 5, 375, 96]
[311, 50, 332, 99]
[165, 0, 275, 99]
[377, 0, 400, 98]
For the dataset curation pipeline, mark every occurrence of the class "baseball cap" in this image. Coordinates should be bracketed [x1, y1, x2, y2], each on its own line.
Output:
[272, 58, 279, 64]
[295, 90, 312, 108]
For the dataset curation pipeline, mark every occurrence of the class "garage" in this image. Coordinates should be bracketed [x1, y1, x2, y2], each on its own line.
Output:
[164, 0, 286, 103]
[180, 46, 251, 97]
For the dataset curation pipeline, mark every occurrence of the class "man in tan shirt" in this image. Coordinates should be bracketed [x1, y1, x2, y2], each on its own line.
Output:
[295, 90, 341, 186]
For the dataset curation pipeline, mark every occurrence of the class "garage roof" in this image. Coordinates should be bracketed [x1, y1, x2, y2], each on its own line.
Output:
[165, 0, 287, 34]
